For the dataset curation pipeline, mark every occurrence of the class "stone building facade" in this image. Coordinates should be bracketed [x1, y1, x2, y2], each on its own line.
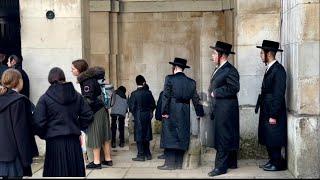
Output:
[15, 0, 320, 178]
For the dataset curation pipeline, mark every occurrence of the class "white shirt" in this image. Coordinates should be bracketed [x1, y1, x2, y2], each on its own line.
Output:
[266, 60, 277, 72]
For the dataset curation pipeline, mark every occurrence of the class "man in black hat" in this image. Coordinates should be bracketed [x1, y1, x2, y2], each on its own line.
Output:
[129, 75, 156, 161]
[208, 41, 240, 177]
[255, 40, 287, 171]
[157, 57, 204, 170]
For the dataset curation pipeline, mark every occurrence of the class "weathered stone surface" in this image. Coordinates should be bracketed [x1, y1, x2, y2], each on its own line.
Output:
[287, 114, 320, 178]
[238, 75, 263, 106]
[236, 0, 280, 14]
[235, 13, 280, 46]
[20, 0, 82, 18]
[298, 77, 320, 115]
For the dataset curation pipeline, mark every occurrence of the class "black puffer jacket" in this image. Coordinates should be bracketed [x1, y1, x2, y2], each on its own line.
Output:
[77, 66, 105, 113]
[33, 82, 94, 139]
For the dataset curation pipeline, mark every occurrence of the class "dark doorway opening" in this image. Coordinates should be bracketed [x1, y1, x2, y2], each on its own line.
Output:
[0, 0, 21, 63]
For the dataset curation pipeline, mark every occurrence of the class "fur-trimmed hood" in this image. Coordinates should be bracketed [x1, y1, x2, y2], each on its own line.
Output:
[77, 66, 105, 83]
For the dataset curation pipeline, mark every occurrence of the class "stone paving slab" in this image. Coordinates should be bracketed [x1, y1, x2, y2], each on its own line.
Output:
[28, 135, 294, 179]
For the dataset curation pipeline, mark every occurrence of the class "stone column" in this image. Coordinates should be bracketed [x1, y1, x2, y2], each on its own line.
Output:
[281, 0, 320, 178]
[234, 0, 281, 159]
[20, 0, 87, 156]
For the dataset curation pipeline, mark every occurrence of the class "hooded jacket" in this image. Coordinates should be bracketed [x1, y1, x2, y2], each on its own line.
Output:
[0, 89, 39, 168]
[33, 82, 94, 139]
[77, 66, 105, 113]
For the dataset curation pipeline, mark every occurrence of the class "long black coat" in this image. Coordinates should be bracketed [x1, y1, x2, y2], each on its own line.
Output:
[14, 64, 30, 98]
[0, 89, 39, 172]
[161, 72, 204, 151]
[33, 82, 94, 139]
[208, 61, 240, 151]
[129, 85, 156, 142]
[256, 61, 287, 147]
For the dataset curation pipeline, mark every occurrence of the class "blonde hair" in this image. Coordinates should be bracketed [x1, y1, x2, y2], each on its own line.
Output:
[0, 69, 23, 95]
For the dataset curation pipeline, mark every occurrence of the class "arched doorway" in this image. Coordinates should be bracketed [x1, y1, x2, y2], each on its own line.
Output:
[0, 0, 21, 61]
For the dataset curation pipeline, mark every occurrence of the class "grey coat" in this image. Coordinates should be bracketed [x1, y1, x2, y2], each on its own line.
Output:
[111, 94, 128, 117]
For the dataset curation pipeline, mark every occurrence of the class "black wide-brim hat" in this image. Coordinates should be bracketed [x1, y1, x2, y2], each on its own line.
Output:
[256, 40, 283, 52]
[210, 41, 235, 54]
[169, 57, 190, 68]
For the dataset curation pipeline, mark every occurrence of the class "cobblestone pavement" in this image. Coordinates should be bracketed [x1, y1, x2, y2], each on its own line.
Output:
[27, 135, 294, 179]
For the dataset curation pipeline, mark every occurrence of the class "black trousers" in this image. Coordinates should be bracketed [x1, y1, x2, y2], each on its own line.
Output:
[137, 141, 151, 157]
[164, 149, 185, 168]
[266, 146, 284, 167]
[215, 150, 238, 171]
[111, 115, 125, 144]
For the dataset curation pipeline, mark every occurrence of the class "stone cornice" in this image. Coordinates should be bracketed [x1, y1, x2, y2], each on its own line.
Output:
[90, 0, 234, 12]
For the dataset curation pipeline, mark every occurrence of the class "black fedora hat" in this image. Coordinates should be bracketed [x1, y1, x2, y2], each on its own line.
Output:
[169, 57, 190, 69]
[256, 40, 283, 52]
[210, 41, 235, 54]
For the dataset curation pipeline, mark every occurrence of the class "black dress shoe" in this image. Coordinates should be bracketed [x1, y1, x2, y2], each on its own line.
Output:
[157, 154, 165, 159]
[119, 142, 125, 148]
[86, 162, 102, 169]
[102, 160, 113, 167]
[228, 165, 238, 169]
[132, 156, 145, 161]
[146, 155, 152, 160]
[208, 168, 227, 177]
[259, 161, 272, 169]
[157, 165, 176, 170]
[263, 164, 283, 171]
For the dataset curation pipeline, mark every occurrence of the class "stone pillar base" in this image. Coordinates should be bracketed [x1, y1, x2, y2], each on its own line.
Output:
[183, 136, 201, 169]
[288, 113, 320, 178]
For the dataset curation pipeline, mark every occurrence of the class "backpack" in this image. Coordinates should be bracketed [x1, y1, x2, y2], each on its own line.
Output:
[97, 79, 115, 109]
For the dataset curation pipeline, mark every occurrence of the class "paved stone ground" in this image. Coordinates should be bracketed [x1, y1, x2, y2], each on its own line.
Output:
[27, 135, 294, 179]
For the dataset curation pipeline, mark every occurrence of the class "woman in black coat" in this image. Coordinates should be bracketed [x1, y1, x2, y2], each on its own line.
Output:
[129, 76, 156, 161]
[72, 59, 113, 169]
[33, 67, 93, 177]
[0, 69, 38, 178]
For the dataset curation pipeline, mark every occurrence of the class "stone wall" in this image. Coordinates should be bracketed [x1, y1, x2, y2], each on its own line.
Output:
[281, 0, 320, 178]
[233, 0, 282, 159]
[20, 0, 88, 156]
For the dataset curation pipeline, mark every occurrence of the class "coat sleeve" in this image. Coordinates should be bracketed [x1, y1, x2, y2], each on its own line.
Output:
[150, 92, 156, 112]
[191, 83, 205, 117]
[32, 96, 48, 139]
[155, 92, 163, 120]
[78, 96, 94, 130]
[270, 67, 286, 119]
[161, 75, 172, 115]
[128, 93, 136, 115]
[213, 68, 240, 98]
[11, 99, 39, 167]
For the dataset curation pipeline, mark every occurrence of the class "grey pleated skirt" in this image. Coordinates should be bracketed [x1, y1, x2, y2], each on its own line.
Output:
[87, 108, 112, 148]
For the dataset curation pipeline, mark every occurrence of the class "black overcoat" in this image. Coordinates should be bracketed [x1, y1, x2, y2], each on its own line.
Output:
[208, 61, 240, 151]
[129, 85, 156, 142]
[256, 61, 287, 147]
[0, 89, 39, 174]
[161, 72, 204, 151]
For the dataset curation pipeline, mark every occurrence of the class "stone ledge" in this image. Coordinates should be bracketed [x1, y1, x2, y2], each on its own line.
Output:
[90, 0, 234, 12]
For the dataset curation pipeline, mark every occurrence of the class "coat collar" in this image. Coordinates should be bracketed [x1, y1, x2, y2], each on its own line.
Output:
[264, 61, 279, 77]
[211, 61, 230, 80]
